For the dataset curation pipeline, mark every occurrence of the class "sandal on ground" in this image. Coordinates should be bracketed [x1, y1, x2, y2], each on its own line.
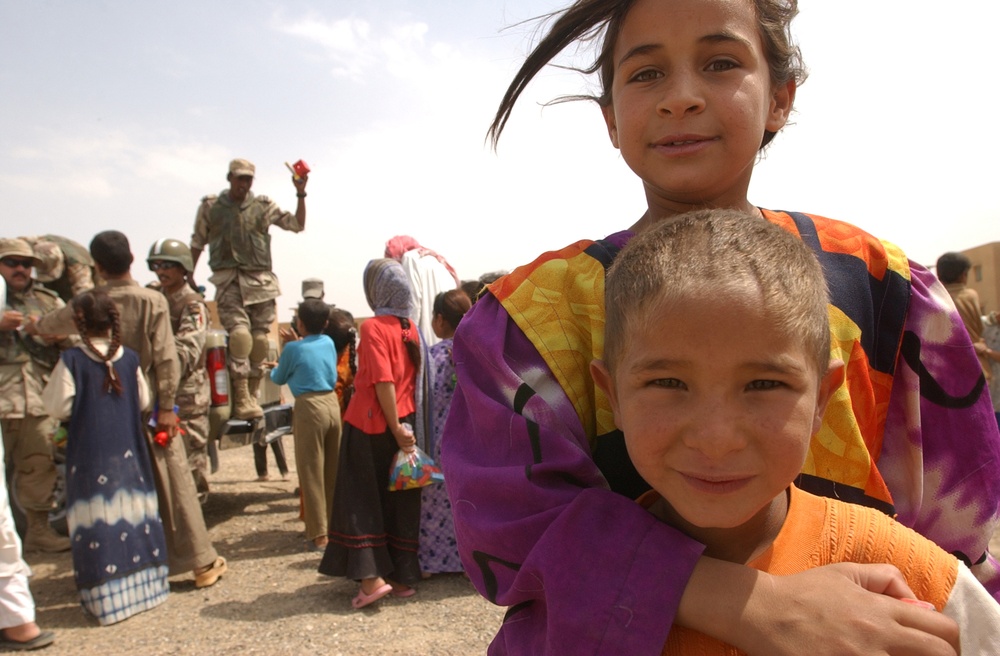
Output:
[351, 583, 392, 609]
[390, 584, 416, 598]
[194, 557, 228, 588]
[0, 630, 55, 651]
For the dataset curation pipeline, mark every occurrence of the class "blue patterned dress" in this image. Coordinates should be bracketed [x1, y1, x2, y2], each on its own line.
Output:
[418, 338, 463, 573]
[60, 346, 169, 625]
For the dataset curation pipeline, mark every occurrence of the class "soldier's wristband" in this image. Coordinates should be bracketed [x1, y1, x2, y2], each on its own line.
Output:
[297, 192, 307, 198]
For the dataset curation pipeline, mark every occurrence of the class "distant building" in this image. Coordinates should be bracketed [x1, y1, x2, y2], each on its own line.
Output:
[959, 242, 1000, 314]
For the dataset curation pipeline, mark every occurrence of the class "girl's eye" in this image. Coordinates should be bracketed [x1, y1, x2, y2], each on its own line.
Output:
[630, 68, 662, 83]
[706, 59, 738, 72]
[651, 378, 686, 390]
[746, 380, 782, 391]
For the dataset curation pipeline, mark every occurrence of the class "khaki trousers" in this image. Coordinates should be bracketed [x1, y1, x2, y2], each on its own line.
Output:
[0, 417, 58, 513]
[292, 391, 342, 541]
[148, 427, 218, 575]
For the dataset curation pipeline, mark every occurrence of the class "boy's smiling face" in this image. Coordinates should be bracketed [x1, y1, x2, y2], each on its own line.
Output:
[592, 286, 840, 559]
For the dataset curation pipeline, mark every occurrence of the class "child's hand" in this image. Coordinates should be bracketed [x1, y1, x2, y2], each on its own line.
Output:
[262, 361, 278, 370]
[392, 422, 416, 452]
[278, 326, 298, 344]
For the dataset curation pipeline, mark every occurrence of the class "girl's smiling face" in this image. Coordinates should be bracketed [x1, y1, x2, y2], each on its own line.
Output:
[602, 0, 795, 217]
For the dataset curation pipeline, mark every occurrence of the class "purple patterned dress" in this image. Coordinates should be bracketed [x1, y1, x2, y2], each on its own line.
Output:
[418, 338, 463, 573]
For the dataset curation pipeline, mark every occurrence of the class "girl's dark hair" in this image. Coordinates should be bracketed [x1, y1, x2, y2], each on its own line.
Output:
[488, 0, 807, 149]
[325, 308, 358, 379]
[71, 290, 124, 395]
[433, 289, 472, 331]
[398, 317, 422, 371]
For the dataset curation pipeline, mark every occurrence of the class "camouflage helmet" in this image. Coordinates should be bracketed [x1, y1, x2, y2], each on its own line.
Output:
[148, 238, 194, 273]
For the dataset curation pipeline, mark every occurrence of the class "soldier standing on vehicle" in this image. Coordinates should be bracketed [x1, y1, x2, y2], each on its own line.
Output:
[148, 239, 211, 503]
[190, 158, 308, 420]
[0, 239, 71, 553]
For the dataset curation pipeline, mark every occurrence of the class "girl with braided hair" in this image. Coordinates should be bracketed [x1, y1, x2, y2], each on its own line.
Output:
[42, 290, 169, 625]
[319, 259, 423, 609]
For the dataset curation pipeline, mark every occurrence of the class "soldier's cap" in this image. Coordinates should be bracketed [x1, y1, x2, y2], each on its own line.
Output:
[302, 278, 325, 299]
[229, 158, 255, 177]
[26, 239, 65, 282]
[0, 238, 40, 265]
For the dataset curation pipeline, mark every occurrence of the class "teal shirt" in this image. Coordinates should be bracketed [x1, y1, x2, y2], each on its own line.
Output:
[269, 334, 337, 397]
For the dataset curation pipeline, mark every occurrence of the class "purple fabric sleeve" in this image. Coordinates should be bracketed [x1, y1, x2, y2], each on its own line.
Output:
[880, 262, 1000, 598]
[442, 294, 704, 655]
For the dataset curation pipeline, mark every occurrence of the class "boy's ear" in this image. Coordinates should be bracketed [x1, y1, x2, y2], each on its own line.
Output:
[590, 359, 622, 426]
[812, 359, 845, 435]
[766, 80, 796, 135]
[601, 104, 620, 149]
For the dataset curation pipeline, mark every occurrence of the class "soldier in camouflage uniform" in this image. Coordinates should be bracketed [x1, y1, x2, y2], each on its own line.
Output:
[19, 235, 96, 303]
[0, 239, 71, 553]
[148, 239, 210, 503]
[190, 158, 308, 420]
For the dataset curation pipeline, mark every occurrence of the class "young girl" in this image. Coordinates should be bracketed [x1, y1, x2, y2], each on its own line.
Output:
[319, 259, 423, 609]
[418, 290, 472, 576]
[441, 1, 998, 654]
[41, 291, 169, 625]
[326, 307, 358, 415]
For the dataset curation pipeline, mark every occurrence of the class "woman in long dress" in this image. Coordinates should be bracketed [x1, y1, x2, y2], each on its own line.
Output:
[319, 259, 422, 609]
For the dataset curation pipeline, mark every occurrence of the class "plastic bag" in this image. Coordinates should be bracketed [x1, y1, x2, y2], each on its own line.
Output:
[388, 446, 444, 491]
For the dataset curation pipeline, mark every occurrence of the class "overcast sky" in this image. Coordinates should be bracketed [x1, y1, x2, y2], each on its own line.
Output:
[2, 1, 997, 318]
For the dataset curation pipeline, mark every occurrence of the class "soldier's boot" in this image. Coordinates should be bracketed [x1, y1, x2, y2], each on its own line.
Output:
[247, 375, 262, 402]
[232, 378, 264, 420]
[23, 510, 70, 553]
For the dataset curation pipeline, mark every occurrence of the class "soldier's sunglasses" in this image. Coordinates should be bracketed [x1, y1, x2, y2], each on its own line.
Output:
[0, 257, 34, 269]
[148, 261, 181, 271]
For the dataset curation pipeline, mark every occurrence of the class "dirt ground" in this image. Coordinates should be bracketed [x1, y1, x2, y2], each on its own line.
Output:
[22, 439, 506, 655]
[21, 438, 1000, 655]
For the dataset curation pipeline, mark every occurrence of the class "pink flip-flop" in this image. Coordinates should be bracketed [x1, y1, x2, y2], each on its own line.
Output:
[351, 583, 392, 609]
[391, 586, 416, 598]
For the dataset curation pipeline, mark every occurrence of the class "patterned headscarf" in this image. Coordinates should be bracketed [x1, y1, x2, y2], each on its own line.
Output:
[363, 258, 413, 319]
[384, 234, 461, 287]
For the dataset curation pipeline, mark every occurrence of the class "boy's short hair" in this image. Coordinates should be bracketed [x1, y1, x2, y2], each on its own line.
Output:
[297, 298, 330, 334]
[90, 230, 134, 275]
[603, 209, 830, 375]
[935, 252, 971, 284]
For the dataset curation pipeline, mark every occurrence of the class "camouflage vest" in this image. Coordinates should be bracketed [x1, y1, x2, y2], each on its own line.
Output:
[206, 192, 273, 271]
[0, 283, 61, 370]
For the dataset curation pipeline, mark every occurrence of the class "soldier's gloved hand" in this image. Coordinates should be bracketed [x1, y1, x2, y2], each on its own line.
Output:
[0, 310, 24, 331]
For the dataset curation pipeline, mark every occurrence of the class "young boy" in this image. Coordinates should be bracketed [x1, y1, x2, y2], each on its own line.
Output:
[269, 298, 342, 551]
[589, 210, 1000, 654]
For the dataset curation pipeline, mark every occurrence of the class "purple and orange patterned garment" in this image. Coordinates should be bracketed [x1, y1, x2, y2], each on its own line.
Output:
[442, 210, 1000, 656]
